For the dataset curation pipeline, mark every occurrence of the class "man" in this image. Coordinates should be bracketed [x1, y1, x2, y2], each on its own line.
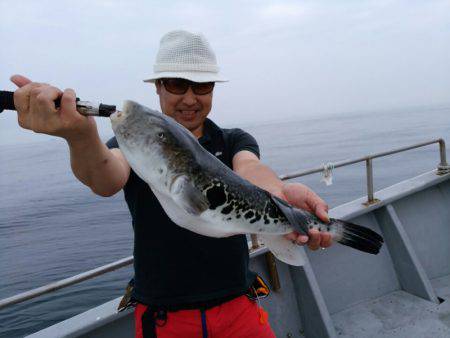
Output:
[11, 30, 332, 337]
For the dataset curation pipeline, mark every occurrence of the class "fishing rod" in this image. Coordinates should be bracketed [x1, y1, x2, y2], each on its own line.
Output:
[0, 90, 116, 117]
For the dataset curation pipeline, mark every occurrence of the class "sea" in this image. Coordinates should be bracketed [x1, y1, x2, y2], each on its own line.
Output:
[1, 106, 449, 337]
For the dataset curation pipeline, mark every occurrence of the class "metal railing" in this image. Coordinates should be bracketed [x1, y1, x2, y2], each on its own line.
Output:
[0, 246, 269, 310]
[0, 257, 134, 310]
[1, 138, 448, 310]
[279, 138, 449, 204]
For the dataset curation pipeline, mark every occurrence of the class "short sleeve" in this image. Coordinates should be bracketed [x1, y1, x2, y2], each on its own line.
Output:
[106, 136, 119, 149]
[228, 128, 260, 159]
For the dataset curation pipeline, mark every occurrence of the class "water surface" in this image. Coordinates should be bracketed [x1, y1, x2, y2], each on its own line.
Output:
[1, 106, 449, 337]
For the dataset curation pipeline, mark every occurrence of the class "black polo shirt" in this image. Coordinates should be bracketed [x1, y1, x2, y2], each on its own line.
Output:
[106, 118, 260, 308]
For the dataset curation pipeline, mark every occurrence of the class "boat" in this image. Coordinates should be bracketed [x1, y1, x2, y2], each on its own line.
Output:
[1, 138, 449, 338]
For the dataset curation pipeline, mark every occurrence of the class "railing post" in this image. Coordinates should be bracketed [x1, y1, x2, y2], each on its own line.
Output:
[437, 139, 450, 174]
[365, 158, 376, 205]
[251, 234, 259, 249]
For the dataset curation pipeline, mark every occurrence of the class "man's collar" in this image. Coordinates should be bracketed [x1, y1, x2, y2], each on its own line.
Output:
[198, 118, 222, 145]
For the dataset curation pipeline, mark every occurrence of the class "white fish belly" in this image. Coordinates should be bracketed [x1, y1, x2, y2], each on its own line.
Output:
[152, 187, 240, 237]
[152, 187, 291, 237]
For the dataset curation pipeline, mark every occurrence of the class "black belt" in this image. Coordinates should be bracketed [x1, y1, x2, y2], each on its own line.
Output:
[141, 307, 209, 338]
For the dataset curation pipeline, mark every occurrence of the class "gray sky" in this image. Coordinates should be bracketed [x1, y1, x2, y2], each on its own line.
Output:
[1, 0, 449, 145]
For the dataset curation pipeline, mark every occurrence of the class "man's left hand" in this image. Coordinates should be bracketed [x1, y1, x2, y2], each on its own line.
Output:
[278, 183, 332, 251]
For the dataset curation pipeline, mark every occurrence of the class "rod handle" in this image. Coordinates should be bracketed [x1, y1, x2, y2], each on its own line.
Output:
[0, 90, 79, 113]
[0, 91, 15, 112]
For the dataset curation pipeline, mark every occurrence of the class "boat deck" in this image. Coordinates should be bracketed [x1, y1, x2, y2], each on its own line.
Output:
[333, 284, 450, 338]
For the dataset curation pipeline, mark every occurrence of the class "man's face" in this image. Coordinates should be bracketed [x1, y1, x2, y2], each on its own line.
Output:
[156, 79, 213, 138]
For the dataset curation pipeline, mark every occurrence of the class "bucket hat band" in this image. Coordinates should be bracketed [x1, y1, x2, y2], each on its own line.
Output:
[144, 30, 228, 83]
[153, 63, 219, 73]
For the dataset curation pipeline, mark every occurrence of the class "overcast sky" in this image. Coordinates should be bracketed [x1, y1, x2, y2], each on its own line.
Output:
[0, 0, 449, 144]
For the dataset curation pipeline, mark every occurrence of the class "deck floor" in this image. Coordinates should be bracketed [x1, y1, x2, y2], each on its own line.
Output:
[331, 274, 450, 338]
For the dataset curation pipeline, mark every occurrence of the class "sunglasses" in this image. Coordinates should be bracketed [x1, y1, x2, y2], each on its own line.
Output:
[159, 78, 215, 95]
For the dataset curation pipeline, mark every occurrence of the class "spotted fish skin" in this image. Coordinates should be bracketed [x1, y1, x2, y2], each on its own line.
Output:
[111, 101, 295, 236]
[110, 101, 383, 265]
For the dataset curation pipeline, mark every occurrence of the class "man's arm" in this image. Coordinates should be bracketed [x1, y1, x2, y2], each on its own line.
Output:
[68, 136, 130, 197]
[232, 150, 332, 250]
[11, 74, 130, 197]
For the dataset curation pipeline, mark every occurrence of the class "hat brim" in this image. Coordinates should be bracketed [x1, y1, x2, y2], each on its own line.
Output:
[143, 71, 228, 83]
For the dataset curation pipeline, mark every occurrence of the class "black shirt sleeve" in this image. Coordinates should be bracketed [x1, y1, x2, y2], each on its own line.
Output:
[227, 128, 260, 160]
[106, 136, 119, 149]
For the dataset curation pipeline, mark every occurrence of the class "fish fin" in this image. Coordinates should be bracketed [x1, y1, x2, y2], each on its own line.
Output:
[171, 175, 209, 215]
[259, 234, 306, 266]
[270, 195, 310, 236]
[331, 218, 384, 254]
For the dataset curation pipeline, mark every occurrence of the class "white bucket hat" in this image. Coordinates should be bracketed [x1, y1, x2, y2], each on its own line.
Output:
[143, 30, 228, 83]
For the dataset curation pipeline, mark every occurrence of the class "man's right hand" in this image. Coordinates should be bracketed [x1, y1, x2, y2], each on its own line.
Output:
[10, 74, 97, 142]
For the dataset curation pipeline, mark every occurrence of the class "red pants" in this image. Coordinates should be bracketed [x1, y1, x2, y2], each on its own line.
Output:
[135, 295, 276, 337]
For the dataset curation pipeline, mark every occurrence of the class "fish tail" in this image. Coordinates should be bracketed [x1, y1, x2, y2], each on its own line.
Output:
[270, 195, 384, 255]
[330, 218, 384, 255]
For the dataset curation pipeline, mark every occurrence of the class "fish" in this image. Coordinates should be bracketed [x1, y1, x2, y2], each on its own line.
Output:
[110, 101, 384, 266]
